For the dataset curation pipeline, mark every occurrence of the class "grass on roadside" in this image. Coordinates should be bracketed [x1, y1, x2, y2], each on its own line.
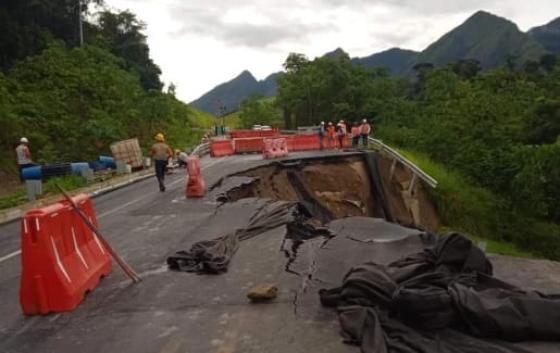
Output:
[397, 149, 560, 259]
[0, 175, 88, 211]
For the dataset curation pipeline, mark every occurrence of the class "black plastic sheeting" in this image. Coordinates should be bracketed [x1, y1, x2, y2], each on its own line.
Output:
[320, 233, 560, 353]
[167, 200, 330, 274]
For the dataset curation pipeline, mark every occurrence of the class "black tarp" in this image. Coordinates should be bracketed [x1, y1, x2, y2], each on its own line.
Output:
[167, 200, 299, 273]
[320, 233, 560, 353]
[167, 199, 330, 274]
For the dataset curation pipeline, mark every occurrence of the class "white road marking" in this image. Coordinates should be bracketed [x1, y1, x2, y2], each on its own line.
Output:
[0, 157, 226, 264]
[0, 250, 21, 262]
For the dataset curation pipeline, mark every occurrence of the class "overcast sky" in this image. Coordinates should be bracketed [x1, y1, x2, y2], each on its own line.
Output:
[104, 0, 560, 103]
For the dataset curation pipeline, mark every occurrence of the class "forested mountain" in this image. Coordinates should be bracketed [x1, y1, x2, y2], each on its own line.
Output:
[529, 17, 560, 54]
[0, 0, 211, 179]
[190, 70, 281, 114]
[352, 48, 419, 75]
[192, 11, 557, 114]
[414, 11, 546, 70]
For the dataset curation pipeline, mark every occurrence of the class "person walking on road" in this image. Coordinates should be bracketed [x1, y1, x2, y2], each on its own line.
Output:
[150, 133, 173, 192]
[318, 121, 326, 150]
[360, 119, 371, 147]
[15, 137, 33, 182]
[351, 122, 360, 148]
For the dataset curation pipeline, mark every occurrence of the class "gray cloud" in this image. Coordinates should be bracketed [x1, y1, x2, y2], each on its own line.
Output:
[317, 0, 500, 14]
[170, 3, 334, 48]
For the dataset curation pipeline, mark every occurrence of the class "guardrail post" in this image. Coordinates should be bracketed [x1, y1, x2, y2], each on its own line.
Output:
[389, 159, 397, 181]
[408, 174, 417, 194]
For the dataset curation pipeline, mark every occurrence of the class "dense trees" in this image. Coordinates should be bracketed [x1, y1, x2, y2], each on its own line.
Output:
[0, 1, 205, 176]
[237, 95, 282, 129]
[276, 52, 560, 226]
[277, 53, 386, 128]
[276, 51, 560, 257]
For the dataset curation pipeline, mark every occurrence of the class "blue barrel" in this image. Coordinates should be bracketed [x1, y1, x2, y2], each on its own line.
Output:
[89, 161, 106, 172]
[98, 156, 116, 169]
[21, 166, 42, 180]
[71, 162, 90, 175]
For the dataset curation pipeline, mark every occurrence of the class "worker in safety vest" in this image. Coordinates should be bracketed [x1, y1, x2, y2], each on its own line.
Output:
[360, 119, 371, 147]
[175, 149, 189, 168]
[318, 121, 326, 150]
[337, 120, 347, 149]
[15, 137, 33, 182]
[326, 122, 336, 149]
[150, 133, 173, 192]
[351, 122, 360, 148]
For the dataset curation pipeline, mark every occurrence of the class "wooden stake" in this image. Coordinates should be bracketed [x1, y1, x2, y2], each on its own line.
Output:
[56, 184, 142, 283]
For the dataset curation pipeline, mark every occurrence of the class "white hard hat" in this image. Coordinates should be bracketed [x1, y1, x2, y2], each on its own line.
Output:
[362, 119, 367, 123]
[320, 121, 325, 125]
[20, 137, 29, 143]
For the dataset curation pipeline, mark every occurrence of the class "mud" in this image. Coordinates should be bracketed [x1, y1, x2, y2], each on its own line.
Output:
[216, 153, 440, 232]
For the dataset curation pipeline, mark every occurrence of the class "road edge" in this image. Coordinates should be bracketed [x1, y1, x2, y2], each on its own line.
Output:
[0, 171, 155, 226]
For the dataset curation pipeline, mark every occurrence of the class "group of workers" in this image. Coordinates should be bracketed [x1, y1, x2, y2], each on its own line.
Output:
[318, 119, 371, 150]
[16, 121, 369, 193]
[14, 133, 187, 193]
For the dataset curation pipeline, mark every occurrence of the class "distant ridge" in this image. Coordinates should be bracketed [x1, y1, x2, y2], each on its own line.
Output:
[190, 11, 557, 114]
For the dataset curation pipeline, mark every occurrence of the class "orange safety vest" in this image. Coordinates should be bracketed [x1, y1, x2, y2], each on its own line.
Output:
[327, 126, 336, 137]
[351, 126, 360, 137]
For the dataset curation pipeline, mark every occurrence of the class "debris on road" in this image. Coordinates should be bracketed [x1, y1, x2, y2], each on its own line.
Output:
[247, 284, 278, 302]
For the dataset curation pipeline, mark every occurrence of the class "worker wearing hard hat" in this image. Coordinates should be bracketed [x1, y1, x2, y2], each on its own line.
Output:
[359, 119, 372, 147]
[175, 149, 189, 168]
[318, 121, 326, 150]
[15, 137, 33, 182]
[150, 133, 173, 192]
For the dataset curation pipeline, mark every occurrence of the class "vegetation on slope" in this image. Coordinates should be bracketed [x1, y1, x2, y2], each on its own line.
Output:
[275, 50, 560, 259]
[0, 1, 213, 182]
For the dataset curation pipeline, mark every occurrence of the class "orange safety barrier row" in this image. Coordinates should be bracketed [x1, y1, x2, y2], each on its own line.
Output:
[210, 140, 234, 157]
[233, 137, 264, 154]
[263, 138, 289, 159]
[186, 155, 206, 198]
[292, 134, 320, 151]
[229, 129, 280, 139]
[20, 194, 111, 315]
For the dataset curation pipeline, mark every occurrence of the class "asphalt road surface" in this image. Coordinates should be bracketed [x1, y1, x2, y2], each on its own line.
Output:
[1, 152, 559, 353]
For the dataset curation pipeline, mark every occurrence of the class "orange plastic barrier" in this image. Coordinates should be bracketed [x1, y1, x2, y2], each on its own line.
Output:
[20, 194, 111, 315]
[292, 134, 320, 151]
[234, 138, 264, 154]
[263, 138, 289, 159]
[283, 135, 296, 151]
[186, 155, 206, 198]
[229, 129, 280, 139]
[210, 140, 234, 157]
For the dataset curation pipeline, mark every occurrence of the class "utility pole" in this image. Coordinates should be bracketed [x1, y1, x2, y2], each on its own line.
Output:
[78, 0, 84, 47]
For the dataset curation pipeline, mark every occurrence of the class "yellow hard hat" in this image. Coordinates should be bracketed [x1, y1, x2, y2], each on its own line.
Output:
[155, 133, 165, 142]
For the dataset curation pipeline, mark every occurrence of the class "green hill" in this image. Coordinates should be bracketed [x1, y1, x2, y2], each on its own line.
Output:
[352, 48, 419, 75]
[529, 17, 560, 54]
[414, 11, 546, 69]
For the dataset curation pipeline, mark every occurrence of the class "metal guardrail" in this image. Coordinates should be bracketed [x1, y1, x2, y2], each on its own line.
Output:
[191, 142, 210, 157]
[368, 137, 438, 189]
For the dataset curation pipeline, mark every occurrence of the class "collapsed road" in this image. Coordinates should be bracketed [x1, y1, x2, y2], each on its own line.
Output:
[1, 150, 560, 353]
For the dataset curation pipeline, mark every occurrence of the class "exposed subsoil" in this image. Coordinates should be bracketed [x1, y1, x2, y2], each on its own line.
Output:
[217, 153, 440, 232]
